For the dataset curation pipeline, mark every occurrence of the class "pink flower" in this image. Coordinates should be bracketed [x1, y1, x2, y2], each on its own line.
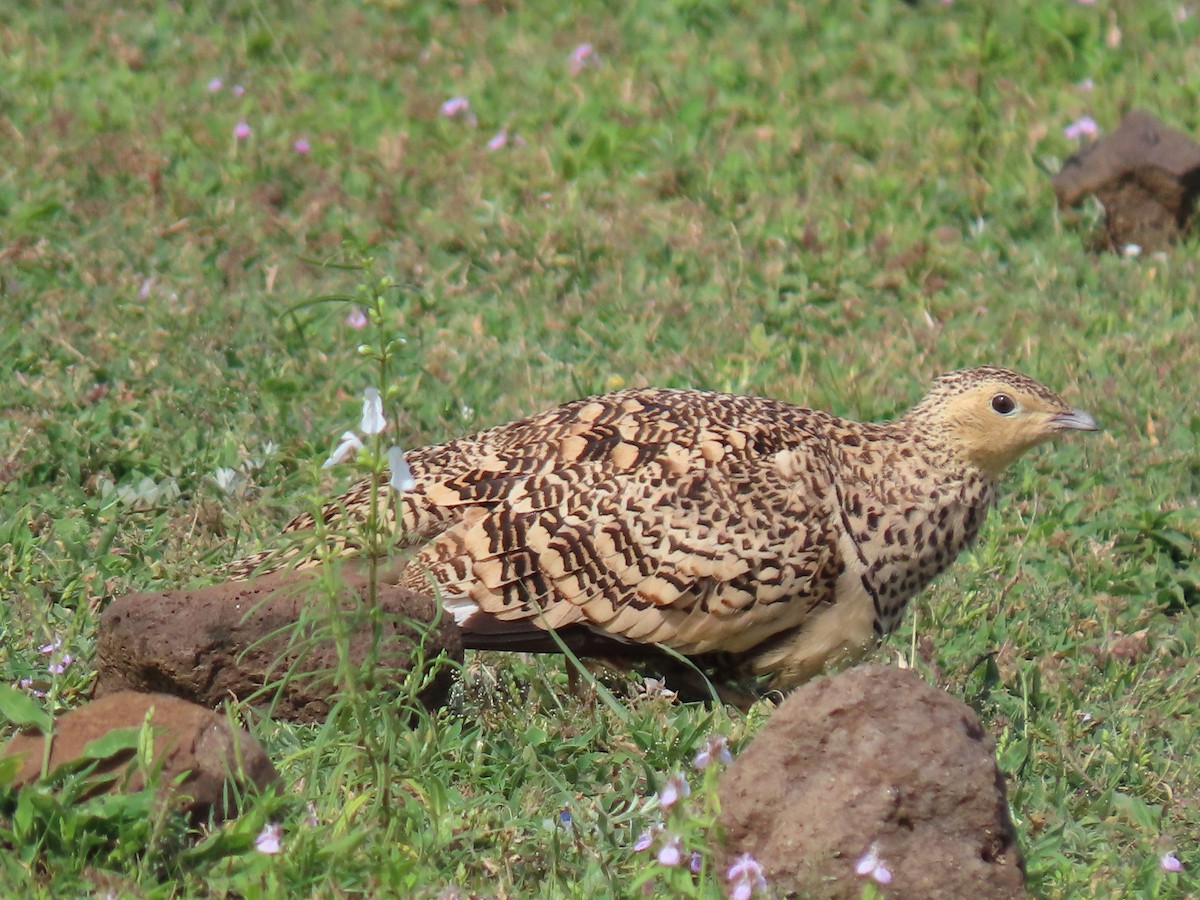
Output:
[726, 853, 767, 900]
[232, 84, 245, 96]
[657, 772, 690, 810]
[693, 734, 733, 770]
[254, 823, 282, 854]
[568, 42, 599, 75]
[207, 77, 223, 92]
[487, 129, 508, 151]
[855, 842, 893, 885]
[347, 306, 368, 329]
[633, 823, 662, 852]
[293, 137, 311, 154]
[234, 120, 251, 140]
[1063, 116, 1098, 140]
[441, 96, 477, 126]
[18, 678, 46, 699]
[1161, 851, 1184, 873]
[656, 834, 682, 867]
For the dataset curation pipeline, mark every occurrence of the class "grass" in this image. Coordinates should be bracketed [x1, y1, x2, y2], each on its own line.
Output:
[1, 0, 1198, 895]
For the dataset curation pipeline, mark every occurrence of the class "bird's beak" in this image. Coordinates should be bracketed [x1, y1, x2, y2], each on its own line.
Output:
[1049, 408, 1098, 432]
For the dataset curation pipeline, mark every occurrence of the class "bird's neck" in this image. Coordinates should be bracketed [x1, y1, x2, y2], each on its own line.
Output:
[830, 427, 998, 633]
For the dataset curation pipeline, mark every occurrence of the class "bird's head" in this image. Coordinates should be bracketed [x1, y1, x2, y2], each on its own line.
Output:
[903, 366, 1098, 476]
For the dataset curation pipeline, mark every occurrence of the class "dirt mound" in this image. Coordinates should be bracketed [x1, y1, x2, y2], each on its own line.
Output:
[718, 665, 1025, 899]
[3, 691, 277, 822]
[1054, 109, 1200, 251]
[94, 570, 463, 723]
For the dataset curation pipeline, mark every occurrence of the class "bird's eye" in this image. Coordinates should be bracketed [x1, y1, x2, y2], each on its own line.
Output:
[991, 393, 1016, 415]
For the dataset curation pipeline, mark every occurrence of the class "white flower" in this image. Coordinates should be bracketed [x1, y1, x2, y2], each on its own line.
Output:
[211, 467, 241, 494]
[361, 387, 386, 435]
[254, 822, 283, 854]
[387, 446, 416, 493]
[323, 431, 364, 468]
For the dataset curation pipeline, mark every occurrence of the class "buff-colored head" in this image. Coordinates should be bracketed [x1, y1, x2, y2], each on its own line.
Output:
[902, 366, 1097, 475]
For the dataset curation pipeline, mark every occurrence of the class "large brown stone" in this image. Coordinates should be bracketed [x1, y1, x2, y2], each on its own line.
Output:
[718, 665, 1025, 900]
[2, 691, 277, 822]
[94, 570, 463, 723]
[1053, 109, 1200, 251]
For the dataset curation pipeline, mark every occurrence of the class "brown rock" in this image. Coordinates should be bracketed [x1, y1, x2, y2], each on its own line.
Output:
[94, 570, 463, 723]
[1053, 109, 1200, 251]
[2, 691, 277, 821]
[717, 665, 1025, 900]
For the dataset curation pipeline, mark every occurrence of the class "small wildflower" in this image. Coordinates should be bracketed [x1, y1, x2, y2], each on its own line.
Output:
[689, 850, 703, 874]
[323, 431, 364, 468]
[48, 654, 72, 675]
[1063, 116, 1098, 140]
[361, 387, 386, 435]
[138, 276, 154, 300]
[559, 809, 572, 826]
[441, 96, 477, 126]
[1077, 78, 1095, 92]
[1123, 243, 1142, 257]
[207, 77, 223, 92]
[487, 128, 509, 151]
[388, 445, 416, 493]
[634, 823, 662, 852]
[303, 803, 319, 827]
[1161, 851, 1184, 872]
[638, 676, 678, 702]
[212, 467, 240, 495]
[568, 42, 599, 76]
[347, 306, 368, 329]
[656, 833, 683, 867]
[254, 822, 283, 854]
[658, 772, 690, 810]
[39, 639, 62, 655]
[293, 137, 311, 154]
[726, 852, 768, 900]
[441, 96, 469, 116]
[855, 842, 893, 885]
[234, 120, 251, 140]
[232, 84, 245, 96]
[693, 734, 733, 770]
[18, 678, 46, 699]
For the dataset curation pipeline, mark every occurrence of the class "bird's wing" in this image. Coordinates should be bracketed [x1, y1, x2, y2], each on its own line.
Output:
[399, 433, 843, 657]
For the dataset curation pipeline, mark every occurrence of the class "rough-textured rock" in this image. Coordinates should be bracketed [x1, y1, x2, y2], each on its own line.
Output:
[94, 570, 463, 723]
[718, 665, 1025, 900]
[2, 691, 277, 821]
[1053, 109, 1200, 251]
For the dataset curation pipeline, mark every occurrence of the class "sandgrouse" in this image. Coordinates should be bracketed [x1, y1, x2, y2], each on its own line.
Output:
[228, 366, 1095, 693]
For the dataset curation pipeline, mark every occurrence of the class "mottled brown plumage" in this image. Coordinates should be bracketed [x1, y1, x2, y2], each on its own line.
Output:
[227, 367, 1096, 692]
